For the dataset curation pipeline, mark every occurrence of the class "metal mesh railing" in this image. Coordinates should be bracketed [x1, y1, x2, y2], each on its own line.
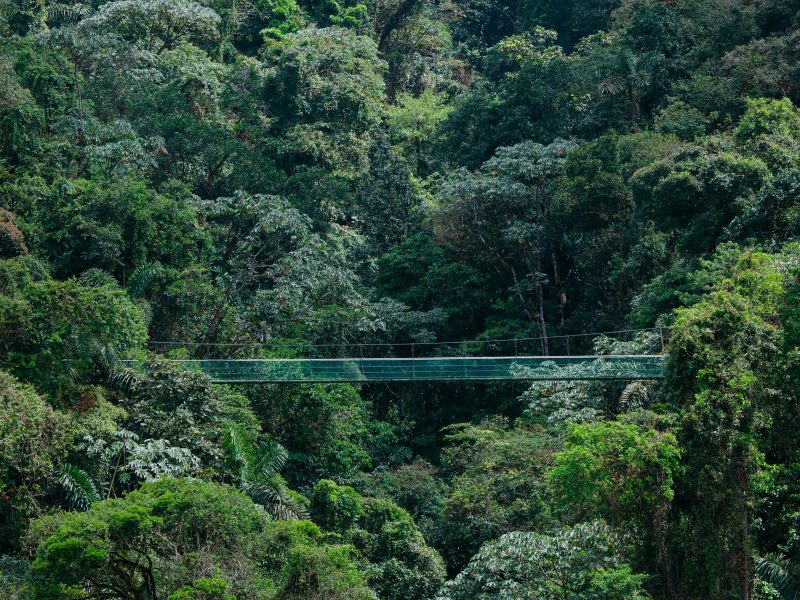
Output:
[123, 355, 665, 383]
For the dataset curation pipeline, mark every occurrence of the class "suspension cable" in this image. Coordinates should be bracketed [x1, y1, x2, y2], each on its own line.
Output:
[146, 326, 666, 350]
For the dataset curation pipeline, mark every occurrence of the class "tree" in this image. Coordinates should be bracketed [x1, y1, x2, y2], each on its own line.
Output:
[122, 357, 260, 472]
[78, 0, 221, 55]
[39, 178, 207, 280]
[549, 421, 681, 526]
[309, 479, 446, 600]
[0, 208, 28, 258]
[372, 5, 455, 102]
[26, 478, 376, 599]
[436, 522, 650, 600]
[434, 139, 576, 353]
[74, 427, 200, 505]
[548, 420, 681, 592]
[235, 0, 304, 49]
[354, 497, 446, 600]
[438, 30, 575, 168]
[251, 383, 381, 488]
[0, 58, 44, 166]
[128, 45, 260, 196]
[0, 266, 147, 398]
[666, 251, 787, 599]
[354, 139, 422, 255]
[434, 420, 560, 572]
[601, 50, 661, 120]
[655, 101, 709, 140]
[733, 98, 800, 148]
[630, 145, 769, 255]
[261, 27, 386, 172]
[197, 191, 360, 346]
[386, 90, 450, 174]
[372, 234, 491, 339]
[0, 370, 70, 553]
[732, 168, 800, 243]
[1, 0, 45, 36]
[257, 519, 377, 600]
[310, 479, 364, 532]
[719, 31, 800, 107]
[446, 0, 517, 52]
[350, 459, 446, 540]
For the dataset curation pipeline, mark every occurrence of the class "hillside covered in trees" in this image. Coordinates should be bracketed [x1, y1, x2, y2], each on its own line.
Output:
[1, 0, 800, 597]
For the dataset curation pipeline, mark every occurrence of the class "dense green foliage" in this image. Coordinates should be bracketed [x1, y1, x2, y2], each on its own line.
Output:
[2, 0, 800, 597]
[436, 522, 650, 599]
[27, 478, 375, 599]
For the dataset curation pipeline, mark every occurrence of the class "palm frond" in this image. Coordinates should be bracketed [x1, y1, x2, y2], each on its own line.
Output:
[79, 268, 120, 289]
[253, 439, 288, 479]
[756, 554, 800, 600]
[61, 328, 122, 384]
[223, 425, 300, 520]
[620, 48, 637, 70]
[46, 2, 91, 25]
[638, 51, 662, 73]
[243, 479, 307, 520]
[61, 358, 85, 384]
[223, 422, 254, 480]
[243, 479, 281, 504]
[96, 342, 121, 371]
[58, 464, 100, 512]
[106, 365, 140, 393]
[127, 262, 164, 298]
[619, 381, 653, 410]
[597, 74, 625, 95]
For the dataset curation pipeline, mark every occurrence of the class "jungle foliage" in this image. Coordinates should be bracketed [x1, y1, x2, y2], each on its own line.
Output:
[2, 0, 800, 597]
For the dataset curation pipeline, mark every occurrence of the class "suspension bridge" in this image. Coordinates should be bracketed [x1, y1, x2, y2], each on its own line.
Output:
[127, 328, 667, 383]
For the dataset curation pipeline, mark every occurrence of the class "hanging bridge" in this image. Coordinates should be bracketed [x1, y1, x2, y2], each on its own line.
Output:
[132, 355, 664, 383]
[128, 328, 667, 383]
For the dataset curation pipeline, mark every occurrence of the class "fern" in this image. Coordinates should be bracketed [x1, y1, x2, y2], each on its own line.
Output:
[58, 464, 100, 511]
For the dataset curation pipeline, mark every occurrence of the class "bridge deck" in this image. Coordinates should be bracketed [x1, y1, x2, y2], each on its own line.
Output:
[127, 355, 665, 383]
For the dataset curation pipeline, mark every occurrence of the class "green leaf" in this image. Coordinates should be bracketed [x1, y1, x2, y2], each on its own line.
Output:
[58, 464, 101, 511]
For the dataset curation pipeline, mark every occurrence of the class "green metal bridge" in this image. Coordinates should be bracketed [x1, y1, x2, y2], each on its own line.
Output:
[129, 355, 665, 383]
